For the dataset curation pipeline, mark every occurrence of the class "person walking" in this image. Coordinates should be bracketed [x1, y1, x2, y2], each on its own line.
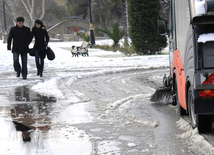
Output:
[31, 19, 49, 77]
[7, 17, 32, 79]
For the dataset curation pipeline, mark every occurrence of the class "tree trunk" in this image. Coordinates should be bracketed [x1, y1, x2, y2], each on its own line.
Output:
[105, 14, 108, 27]
[39, 0, 46, 20]
[21, 0, 34, 24]
[99, 12, 103, 26]
[124, 0, 129, 43]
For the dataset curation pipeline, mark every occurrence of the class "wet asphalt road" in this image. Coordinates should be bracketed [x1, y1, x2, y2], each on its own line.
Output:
[69, 68, 194, 154]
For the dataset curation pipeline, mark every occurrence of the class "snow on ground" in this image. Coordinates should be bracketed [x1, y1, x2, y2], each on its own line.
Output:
[31, 40, 169, 98]
[0, 39, 170, 154]
[105, 94, 158, 128]
[0, 116, 23, 155]
[31, 77, 64, 99]
[176, 118, 214, 155]
[56, 102, 94, 124]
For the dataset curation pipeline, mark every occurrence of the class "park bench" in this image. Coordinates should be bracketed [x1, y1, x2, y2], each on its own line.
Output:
[71, 46, 78, 57]
[71, 41, 90, 57]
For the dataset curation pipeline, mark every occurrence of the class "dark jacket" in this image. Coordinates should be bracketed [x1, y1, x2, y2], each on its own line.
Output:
[7, 25, 32, 54]
[31, 26, 49, 59]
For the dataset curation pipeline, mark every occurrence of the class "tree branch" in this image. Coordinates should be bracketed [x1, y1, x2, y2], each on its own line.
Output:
[21, 0, 33, 22]
[21, 0, 30, 16]
[39, 0, 45, 20]
[31, 0, 35, 17]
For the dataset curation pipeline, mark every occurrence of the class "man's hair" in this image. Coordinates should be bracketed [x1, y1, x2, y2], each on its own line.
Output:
[16, 17, 25, 22]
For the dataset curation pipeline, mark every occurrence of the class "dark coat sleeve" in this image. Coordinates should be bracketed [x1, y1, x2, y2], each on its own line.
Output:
[7, 28, 13, 50]
[27, 28, 33, 46]
[31, 28, 35, 38]
[45, 30, 49, 44]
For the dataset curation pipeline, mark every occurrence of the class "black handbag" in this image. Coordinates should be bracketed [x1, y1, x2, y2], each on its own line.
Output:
[46, 47, 55, 60]
[29, 48, 35, 56]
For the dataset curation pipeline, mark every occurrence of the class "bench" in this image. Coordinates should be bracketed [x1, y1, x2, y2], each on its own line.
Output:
[71, 41, 90, 57]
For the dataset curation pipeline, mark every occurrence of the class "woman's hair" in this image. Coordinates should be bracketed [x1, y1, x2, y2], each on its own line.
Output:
[34, 19, 46, 29]
[35, 19, 43, 26]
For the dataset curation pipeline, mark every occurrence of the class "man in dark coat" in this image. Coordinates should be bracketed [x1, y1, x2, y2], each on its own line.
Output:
[7, 17, 32, 79]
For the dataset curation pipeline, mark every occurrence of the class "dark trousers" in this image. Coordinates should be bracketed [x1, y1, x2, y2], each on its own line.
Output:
[13, 52, 27, 78]
[35, 50, 44, 75]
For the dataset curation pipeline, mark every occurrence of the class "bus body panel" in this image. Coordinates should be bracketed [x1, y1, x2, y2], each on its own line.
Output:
[172, 50, 187, 110]
[174, 0, 190, 66]
[169, 0, 214, 115]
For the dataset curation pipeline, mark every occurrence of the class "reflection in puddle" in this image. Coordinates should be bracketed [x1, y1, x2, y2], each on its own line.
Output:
[6, 86, 57, 142]
[12, 86, 56, 116]
[13, 85, 56, 103]
[13, 121, 32, 142]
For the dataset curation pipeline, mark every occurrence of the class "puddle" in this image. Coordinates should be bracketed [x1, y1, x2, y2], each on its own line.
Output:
[0, 87, 93, 153]
[12, 85, 56, 104]
[13, 121, 32, 142]
[2, 86, 57, 133]
[10, 85, 56, 113]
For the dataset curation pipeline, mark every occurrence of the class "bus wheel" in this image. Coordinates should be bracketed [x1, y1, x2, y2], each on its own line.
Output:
[188, 88, 212, 133]
[175, 78, 186, 115]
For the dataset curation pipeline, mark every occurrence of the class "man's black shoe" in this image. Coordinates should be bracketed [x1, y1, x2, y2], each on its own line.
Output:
[40, 74, 43, 77]
[17, 72, 20, 77]
[23, 77, 27, 80]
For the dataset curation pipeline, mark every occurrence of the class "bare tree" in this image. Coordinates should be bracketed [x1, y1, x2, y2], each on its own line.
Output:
[6, 0, 18, 25]
[0, 0, 67, 30]
[0, 0, 17, 31]
[21, 0, 45, 24]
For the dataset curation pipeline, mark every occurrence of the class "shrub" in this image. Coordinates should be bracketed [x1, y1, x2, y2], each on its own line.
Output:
[96, 22, 125, 48]
[93, 41, 135, 56]
[127, 0, 167, 55]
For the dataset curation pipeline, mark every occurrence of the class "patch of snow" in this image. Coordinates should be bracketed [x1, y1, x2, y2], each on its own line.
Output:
[176, 118, 214, 154]
[97, 140, 121, 155]
[90, 128, 103, 132]
[195, 0, 206, 16]
[47, 126, 92, 155]
[0, 117, 22, 155]
[142, 148, 150, 153]
[105, 94, 158, 128]
[128, 143, 137, 147]
[31, 77, 65, 99]
[55, 102, 93, 124]
[198, 33, 214, 43]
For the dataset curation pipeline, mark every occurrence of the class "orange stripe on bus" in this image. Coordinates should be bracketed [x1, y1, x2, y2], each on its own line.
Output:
[172, 50, 187, 110]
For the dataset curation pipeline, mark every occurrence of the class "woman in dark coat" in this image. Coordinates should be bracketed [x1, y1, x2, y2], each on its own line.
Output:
[31, 20, 49, 77]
